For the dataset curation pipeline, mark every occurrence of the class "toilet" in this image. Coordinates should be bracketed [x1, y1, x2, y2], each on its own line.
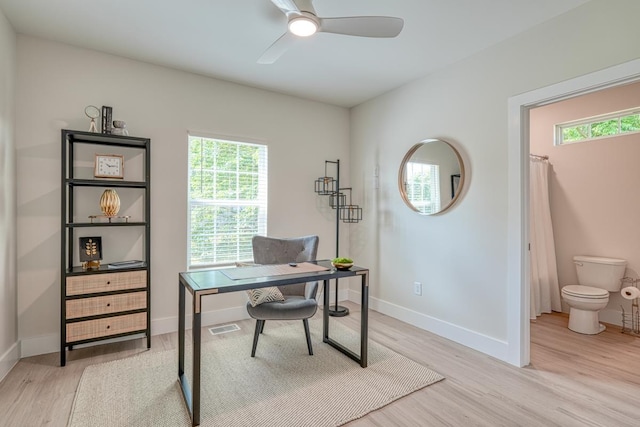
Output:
[561, 255, 627, 335]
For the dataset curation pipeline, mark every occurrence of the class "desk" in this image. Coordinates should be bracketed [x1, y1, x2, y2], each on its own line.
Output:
[178, 260, 369, 426]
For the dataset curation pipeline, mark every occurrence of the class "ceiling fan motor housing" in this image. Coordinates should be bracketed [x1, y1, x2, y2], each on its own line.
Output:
[288, 11, 319, 37]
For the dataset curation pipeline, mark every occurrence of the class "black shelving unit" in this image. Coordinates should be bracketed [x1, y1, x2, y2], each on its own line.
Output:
[60, 129, 151, 366]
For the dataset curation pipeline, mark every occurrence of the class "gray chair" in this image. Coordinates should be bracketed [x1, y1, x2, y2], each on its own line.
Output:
[246, 235, 320, 357]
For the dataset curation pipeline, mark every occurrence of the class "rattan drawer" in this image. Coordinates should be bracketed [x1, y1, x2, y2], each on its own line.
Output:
[66, 291, 147, 319]
[66, 270, 147, 296]
[66, 312, 147, 343]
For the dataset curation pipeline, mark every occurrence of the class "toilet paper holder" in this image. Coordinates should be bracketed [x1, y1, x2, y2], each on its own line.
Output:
[620, 277, 640, 337]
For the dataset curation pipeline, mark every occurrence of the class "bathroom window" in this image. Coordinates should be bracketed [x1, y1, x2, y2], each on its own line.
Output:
[555, 107, 640, 145]
[188, 134, 268, 268]
[405, 162, 441, 214]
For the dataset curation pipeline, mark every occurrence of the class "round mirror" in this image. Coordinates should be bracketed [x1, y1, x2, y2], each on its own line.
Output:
[398, 139, 465, 215]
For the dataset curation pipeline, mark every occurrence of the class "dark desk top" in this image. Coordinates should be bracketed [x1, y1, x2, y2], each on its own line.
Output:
[179, 260, 368, 295]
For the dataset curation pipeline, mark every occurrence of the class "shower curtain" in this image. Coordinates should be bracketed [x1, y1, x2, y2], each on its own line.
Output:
[529, 157, 562, 319]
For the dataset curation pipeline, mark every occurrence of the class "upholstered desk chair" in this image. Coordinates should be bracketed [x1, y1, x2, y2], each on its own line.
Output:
[247, 235, 320, 357]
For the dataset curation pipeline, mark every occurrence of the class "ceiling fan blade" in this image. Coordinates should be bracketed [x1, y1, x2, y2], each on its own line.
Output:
[257, 32, 301, 64]
[270, 0, 300, 14]
[319, 16, 404, 38]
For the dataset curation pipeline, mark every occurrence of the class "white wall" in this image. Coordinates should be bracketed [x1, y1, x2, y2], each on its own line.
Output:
[530, 81, 640, 326]
[0, 6, 18, 379]
[15, 36, 349, 356]
[349, 0, 640, 362]
[12, 0, 640, 365]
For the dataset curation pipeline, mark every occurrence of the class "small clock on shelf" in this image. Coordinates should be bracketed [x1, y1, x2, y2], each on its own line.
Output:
[94, 154, 124, 179]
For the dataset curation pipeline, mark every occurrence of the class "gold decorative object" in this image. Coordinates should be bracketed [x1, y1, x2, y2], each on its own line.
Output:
[100, 189, 121, 217]
[88, 214, 131, 224]
[79, 236, 102, 270]
[82, 260, 101, 269]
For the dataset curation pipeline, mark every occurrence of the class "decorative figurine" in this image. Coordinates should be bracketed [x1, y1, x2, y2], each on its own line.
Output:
[79, 236, 102, 269]
[112, 120, 129, 136]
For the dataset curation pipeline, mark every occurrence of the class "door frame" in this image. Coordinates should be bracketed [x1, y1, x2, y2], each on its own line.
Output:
[506, 59, 640, 367]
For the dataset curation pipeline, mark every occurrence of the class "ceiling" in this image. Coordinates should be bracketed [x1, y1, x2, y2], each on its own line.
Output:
[0, 0, 589, 107]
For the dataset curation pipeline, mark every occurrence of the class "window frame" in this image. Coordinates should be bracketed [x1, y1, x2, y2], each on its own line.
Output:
[405, 161, 441, 215]
[187, 133, 268, 269]
[555, 107, 640, 146]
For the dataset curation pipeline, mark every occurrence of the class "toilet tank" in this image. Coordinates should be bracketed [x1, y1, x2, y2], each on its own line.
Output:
[573, 255, 627, 291]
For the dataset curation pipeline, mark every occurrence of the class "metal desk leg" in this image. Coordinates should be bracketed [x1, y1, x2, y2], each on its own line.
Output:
[323, 273, 368, 367]
[323, 279, 330, 340]
[192, 295, 202, 426]
[178, 283, 185, 380]
[360, 272, 368, 367]
[178, 282, 198, 425]
[177, 283, 201, 426]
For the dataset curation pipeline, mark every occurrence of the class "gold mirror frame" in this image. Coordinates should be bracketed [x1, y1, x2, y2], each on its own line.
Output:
[398, 138, 465, 215]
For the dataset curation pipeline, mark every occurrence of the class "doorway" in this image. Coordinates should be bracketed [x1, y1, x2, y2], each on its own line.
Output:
[507, 58, 640, 367]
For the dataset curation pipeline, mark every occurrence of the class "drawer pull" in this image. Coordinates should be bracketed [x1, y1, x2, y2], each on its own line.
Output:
[107, 281, 111, 285]
[106, 303, 111, 307]
[106, 325, 110, 329]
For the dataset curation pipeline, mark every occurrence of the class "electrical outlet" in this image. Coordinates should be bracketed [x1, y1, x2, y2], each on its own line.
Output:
[413, 281, 422, 296]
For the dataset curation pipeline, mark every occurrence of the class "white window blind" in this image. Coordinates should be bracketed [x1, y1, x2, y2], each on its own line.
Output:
[188, 135, 268, 268]
[406, 162, 441, 214]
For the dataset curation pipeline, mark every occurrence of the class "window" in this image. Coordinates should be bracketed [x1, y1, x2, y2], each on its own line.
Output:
[405, 162, 441, 214]
[188, 135, 268, 267]
[556, 107, 640, 145]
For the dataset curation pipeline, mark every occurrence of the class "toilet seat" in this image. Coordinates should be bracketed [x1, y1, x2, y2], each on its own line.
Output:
[562, 285, 608, 299]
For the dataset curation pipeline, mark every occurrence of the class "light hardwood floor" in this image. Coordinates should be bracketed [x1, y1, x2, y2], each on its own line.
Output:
[1, 304, 639, 426]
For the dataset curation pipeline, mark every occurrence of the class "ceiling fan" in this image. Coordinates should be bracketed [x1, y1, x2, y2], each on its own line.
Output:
[258, 0, 404, 64]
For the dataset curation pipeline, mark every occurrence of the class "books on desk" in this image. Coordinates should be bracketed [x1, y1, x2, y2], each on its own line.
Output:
[107, 260, 145, 269]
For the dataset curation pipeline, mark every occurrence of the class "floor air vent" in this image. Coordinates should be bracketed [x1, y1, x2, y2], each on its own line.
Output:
[208, 324, 240, 335]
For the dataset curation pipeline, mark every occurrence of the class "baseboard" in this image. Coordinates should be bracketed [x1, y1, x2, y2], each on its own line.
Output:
[20, 334, 58, 358]
[151, 305, 252, 336]
[20, 289, 348, 358]
[21, 333, 145, 357]
[348, 290, 509, 363]
[317, 287, 349, 308]
[15, 291, 627, 362]
[152, 287, 348, 334]
[0, 342, 20, 382]
[20, 307, 252, 358]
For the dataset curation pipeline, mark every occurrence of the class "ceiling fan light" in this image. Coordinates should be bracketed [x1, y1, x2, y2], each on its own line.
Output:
[288, 17, 317, 37]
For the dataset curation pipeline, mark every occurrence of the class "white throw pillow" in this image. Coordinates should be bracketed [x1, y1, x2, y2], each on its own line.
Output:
[246, 287, 285, 307]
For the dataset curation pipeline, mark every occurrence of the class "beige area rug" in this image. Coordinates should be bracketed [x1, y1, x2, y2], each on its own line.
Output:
[68, 320, 444, 427]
